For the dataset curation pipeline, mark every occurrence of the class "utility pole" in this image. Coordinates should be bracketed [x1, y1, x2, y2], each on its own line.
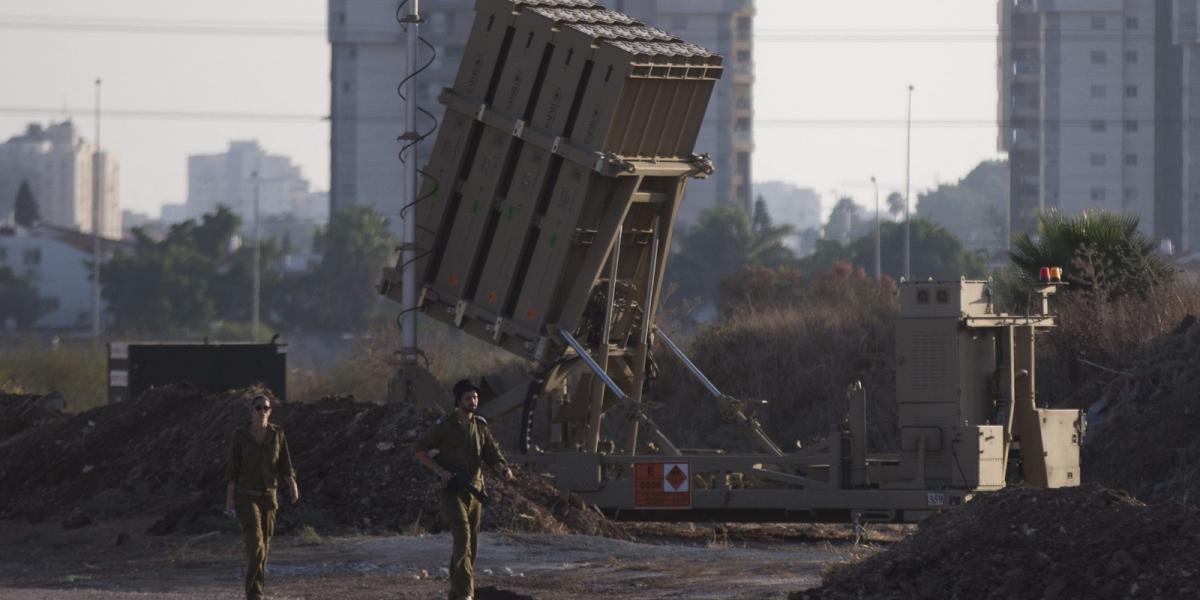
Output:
[871, 176, 881, 281]
[903, 84, 914, 281]
[92, 78, 103, 339]
[386, 0, 442, 407]
[399, 0, 420, 366]
[251, 170, 261, 342]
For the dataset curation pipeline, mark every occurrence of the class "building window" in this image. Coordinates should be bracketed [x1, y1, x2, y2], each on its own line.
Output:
[1125, 154, 1138, 166]
[1126, 50, 1138, 64]
[1124, 188, 1138, 202]
[1091, 16, 1107, 30]
[1090, 50, 1107, 64]
[737, 49, 751, 63]
[1125, 85, 1138, 98]
[40, 297, 59, 312]
[1090, 187, 1107, 202]
[23, 248, 40, 266]
[1126, 17, 1138, 30]
[341, 81, 352, 94]
[1125, 120, 1139, 132]
[1090, 153, 1107, 167]
[0, 247, 6, 263]
[1090, 120, 1106, 132]
[1091, 84, 1106, 98]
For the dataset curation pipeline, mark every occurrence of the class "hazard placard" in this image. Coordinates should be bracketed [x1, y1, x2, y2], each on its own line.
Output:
[634, 462, 691, 509]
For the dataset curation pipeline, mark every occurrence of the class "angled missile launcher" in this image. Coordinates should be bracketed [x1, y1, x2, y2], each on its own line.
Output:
[380, 0, 1082, 524]
[380, 0, 721, 367]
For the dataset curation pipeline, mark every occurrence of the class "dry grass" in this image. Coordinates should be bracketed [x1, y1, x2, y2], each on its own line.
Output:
[287, 317, 528, 404]
[1038, 280, 1200, 405]
[651, 274, 900, 451]
[0, 341, 107, 413]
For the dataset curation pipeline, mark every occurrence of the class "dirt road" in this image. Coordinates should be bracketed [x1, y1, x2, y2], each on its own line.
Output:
[0, 519, 860, 599]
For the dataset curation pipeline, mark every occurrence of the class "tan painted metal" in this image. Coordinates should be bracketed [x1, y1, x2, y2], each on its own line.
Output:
[379, 0, 1083, 524]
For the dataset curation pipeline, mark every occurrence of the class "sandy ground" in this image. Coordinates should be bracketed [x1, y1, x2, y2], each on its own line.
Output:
[0, 518, 873, 599]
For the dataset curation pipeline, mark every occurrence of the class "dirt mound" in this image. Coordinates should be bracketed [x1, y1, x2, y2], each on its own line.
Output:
[1077, 315, 1200, 506]
[0, 392, 67, 442]
[0, 385, 625, 539]
[795, 484, 1200, 600]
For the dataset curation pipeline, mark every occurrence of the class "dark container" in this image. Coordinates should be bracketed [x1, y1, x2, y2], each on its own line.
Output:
[107, 342, 287, 404]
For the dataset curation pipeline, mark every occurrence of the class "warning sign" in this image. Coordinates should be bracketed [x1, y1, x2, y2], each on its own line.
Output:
[634, 462, 691, 509]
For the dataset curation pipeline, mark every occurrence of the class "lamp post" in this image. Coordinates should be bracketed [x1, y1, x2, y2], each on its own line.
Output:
[904, 84, 914, 281]
[251, 170, 261, 342]
[871, 176, 881, 281]
[92, 77, 103, 338]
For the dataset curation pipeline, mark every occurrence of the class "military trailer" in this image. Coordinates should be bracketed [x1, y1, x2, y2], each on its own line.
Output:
[379, 0, 1082, 523]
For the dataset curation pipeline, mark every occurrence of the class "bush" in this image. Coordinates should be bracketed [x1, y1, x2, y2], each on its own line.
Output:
[652, 264, 900, 451]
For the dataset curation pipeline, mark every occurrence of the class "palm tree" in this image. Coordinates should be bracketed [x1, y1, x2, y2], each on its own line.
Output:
[1010, 209, 1174, 298]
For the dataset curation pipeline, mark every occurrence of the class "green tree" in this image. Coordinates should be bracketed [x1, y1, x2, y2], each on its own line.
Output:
[101, 206, 247, 333]
[281, 206, 396, 333]
[1010, 210, 1174, 299]
[0, 266, 43, 329]
[916, 160, 1009, 253]
[666, 205, 796, 305]
[799, 218, 987, 281]
[14, 180, 39, 227]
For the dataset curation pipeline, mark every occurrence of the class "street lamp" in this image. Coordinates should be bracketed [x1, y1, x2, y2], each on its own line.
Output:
[251, 170, 261, 342]
[871, 176, 881, 281]
[904, 84, 914, 281]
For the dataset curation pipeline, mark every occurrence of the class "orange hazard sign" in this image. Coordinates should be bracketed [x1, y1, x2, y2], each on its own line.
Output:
[634, 462, 691, 509]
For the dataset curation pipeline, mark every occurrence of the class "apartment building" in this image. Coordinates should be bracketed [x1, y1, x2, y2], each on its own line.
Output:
[328, 0, 755, 228]
[0, 121, 121, 239]
[998, 0, 1183, 247]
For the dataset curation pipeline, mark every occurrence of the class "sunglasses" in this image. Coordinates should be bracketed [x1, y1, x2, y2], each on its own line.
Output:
[254, 405, 272, 413]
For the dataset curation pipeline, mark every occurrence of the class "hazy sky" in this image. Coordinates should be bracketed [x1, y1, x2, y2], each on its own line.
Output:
[0, 0, 1001, 220]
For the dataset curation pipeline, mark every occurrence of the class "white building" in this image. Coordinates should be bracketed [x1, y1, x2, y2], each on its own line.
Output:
[0, 223, 123, 330]
[998, 0, 1179, 245]
[186, 141, 328, 227]
[328, 0, 754, 228]
[0, 121, 120, 239]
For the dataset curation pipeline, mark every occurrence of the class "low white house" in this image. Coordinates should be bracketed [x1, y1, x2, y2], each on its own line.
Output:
[0, 223, 123, 330]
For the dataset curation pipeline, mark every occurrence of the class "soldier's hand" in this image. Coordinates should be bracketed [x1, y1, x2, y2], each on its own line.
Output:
[503, 467, 515, 482]
[438, 469, 453, 482]
[224, 504, 236, 519]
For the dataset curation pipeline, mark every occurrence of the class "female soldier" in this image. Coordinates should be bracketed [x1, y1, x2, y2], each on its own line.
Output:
[225, 394, 299, 600]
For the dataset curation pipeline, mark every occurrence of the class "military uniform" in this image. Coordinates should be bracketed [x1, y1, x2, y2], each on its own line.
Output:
[226, 424, 295, 600]
[417, 414, 508, 600]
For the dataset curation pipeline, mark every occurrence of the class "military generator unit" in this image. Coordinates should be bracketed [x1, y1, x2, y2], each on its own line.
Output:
[379, 0, 1082, 524]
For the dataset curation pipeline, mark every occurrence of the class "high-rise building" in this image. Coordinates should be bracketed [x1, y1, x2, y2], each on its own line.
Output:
[1174, 0, 1200, 252]
[603, 0, 756, 223]
[997, 0, 1182, 247]
[328, 0, 473, 229]
[186, 141, 328, 226]
[328, 0, 754, 228]
[0, 121, 121, 238]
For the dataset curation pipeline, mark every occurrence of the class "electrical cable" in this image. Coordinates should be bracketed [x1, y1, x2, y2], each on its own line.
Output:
[391, 1, 442, 340]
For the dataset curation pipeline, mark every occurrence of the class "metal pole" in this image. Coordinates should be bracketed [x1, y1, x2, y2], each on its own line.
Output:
[251, 170, 261, 341]
[654, 327, 721, 399]
[624, 217, 660, 457]
[560, 327, 680, 456]
[871, 176, 880, 280]
[92, 78, 102, 338]
[904, 84, 914, 281]
[399, 0, 421, 364]
[586, 233, 621, 454]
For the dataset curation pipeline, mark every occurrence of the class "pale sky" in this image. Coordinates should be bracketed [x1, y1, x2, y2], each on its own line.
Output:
[0, 0, 1002, 220]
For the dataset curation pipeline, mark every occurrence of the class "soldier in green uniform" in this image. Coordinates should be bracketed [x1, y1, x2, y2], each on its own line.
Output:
[416, 379, 515, 600]
[224, 394, 299, 600]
